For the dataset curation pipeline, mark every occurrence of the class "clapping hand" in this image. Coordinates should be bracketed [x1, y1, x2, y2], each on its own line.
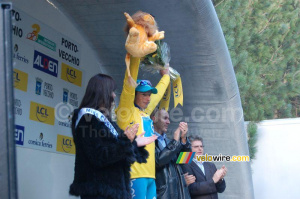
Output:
[179, 122, 188, 143]
[184, 173, 196, 186]
[212, 165, 227, 183]
[219, 165, 227, 180]
[124, 123, 139, 142]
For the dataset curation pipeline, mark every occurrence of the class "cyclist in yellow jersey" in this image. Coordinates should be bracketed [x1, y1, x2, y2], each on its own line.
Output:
[116, 56, 170, 199]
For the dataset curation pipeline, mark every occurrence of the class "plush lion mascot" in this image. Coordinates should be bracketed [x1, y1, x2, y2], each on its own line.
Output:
[124, 11, 165, 86]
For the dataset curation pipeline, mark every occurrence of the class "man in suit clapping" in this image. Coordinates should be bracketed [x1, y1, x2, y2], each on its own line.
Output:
[181, 136, 227, 199]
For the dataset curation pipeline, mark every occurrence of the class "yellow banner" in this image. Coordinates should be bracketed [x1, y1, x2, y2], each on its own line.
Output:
[61, 62, 82, 87]
[13, 69, 28, 92]
[159, 83, 171, 111]
[173, 77, 183, 107]
[159, 77, 183, 110]
[56, 134, 76, 154]
[29, 101, 55, 125]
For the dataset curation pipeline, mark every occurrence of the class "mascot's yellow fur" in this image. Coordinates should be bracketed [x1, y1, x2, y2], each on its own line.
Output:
[124, 11, 165, 86]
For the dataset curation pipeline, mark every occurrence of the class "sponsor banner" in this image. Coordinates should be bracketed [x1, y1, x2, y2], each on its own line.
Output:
[13, 42, 30, 65]
[27, 24, 56, 51]
[33, 50, 58, 77]
[63, 88, 79, 107]
[61, 63, 82, 87]
[56, 134, 75, 154]
[27, 132, 54, 150]
[29, 101, 55, 125]
[12, 7, 84, 154]
[12, 8, 59, 54]
[35, 77, 54, 99]
[15, 125, 25, 145]
[13, 69, 28, 92]
[12, 8, 84, 69]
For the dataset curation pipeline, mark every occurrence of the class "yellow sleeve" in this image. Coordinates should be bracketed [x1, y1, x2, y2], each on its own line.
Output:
[145, 74, 170, 115]
[115, 56, 140, 130]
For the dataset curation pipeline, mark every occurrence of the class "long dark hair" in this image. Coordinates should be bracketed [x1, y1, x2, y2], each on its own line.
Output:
[79, 73, 116, 117]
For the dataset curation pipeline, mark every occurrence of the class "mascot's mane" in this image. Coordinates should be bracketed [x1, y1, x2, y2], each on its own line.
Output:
[124, 11, 158, 37]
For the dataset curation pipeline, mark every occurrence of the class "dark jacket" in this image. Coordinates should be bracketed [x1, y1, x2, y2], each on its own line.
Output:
[69, 109, 148, 199]
[181, 161, 226, 199]
[155, 136, 191, 199]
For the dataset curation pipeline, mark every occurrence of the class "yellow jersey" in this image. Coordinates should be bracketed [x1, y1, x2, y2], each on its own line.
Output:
[115, 56, 170, 179]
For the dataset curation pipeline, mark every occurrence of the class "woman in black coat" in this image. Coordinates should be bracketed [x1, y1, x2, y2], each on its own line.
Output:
[69, 74, 157, 199]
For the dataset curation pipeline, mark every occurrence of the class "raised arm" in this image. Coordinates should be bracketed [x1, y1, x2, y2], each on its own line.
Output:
[145, 73, 170, 115]
[116, 56, 140, 130]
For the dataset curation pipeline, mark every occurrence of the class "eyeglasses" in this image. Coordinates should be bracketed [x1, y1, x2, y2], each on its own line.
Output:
[137, 80, 152, 86]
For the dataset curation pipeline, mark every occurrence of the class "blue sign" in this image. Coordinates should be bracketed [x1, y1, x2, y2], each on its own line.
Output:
[35, 80, 42, 95]
[63, 90, 68, 103]
[15, 125, 25, 145]
[33, 50, 58, 77]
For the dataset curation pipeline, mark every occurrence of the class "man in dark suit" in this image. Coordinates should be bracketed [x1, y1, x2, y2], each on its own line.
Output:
[151, 108, 196, 199]
[181, 136, 227, 199]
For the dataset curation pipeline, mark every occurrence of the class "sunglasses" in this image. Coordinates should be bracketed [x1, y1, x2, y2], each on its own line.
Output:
[137, 80, 152, 86]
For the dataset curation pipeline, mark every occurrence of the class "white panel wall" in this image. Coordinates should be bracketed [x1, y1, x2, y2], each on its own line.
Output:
[11, 0, 103, 198]
[251, 118, 300, 199]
